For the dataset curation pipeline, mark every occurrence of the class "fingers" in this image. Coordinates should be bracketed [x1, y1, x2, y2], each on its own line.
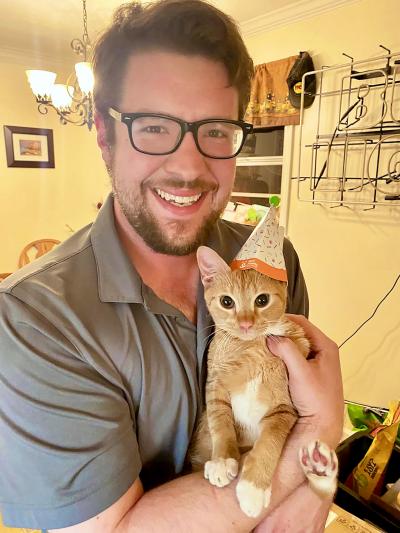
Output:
[287, 318, 343, 405]
[286, 314, 338, 355]
[267, 336, 310, 377]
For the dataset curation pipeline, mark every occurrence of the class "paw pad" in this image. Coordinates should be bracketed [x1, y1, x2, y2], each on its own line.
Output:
[300, 440, 338, 496]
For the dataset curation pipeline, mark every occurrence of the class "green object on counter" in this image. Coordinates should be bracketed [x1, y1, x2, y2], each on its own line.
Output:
[246, 205, 269, 224]
[347, 404, 382, 431]
[247, 207, 258, 222]
[269, 195, 280, 207]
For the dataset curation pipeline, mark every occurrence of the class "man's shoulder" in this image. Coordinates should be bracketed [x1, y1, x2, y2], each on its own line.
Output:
[218, 218, 253, 242]
[0, 223, 94, 299]
[211, 218, 253, 263]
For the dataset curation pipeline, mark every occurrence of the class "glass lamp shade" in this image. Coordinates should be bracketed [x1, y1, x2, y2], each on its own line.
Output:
[75, 62, 94, 95]
[50, 84, 74, 110]
[26, 70, 56, 99]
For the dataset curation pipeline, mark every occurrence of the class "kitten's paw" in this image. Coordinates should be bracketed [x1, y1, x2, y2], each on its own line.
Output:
[204, 457, 238, 487]
[299, 440, 338, 497]
[236, 479, 271, 517]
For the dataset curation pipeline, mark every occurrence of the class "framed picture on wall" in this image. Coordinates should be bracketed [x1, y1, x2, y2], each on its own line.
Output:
[3, 125, 55, 168]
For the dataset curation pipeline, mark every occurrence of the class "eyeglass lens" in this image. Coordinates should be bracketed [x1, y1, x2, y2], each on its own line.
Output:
[130, 116, 244, 157]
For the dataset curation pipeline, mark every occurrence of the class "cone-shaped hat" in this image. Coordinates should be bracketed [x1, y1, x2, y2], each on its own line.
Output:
[230, 207, 287, 282]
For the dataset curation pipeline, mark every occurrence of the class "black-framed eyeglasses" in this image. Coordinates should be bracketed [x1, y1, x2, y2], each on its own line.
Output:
[108, 107, 253, 159]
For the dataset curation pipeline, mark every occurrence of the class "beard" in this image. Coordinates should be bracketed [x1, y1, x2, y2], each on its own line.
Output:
[111, 173, 227, 256]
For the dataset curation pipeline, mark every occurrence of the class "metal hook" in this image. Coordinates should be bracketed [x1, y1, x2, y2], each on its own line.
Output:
[330, 203, 352, 210]
[342, 53, 354, 62]
[379, 44, 391, 54]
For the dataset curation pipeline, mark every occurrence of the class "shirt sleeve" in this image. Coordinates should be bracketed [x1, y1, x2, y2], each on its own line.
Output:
[0, 292, 142, 530]
[283, 238, 309, 318]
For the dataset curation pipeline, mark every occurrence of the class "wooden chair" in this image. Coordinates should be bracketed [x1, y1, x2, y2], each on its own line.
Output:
[18, 238, 60, 268]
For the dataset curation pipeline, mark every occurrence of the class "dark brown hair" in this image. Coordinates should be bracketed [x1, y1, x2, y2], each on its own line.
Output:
[92, 0, 254, 143]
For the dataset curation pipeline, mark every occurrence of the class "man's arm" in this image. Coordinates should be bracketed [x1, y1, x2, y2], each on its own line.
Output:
[50, 315, 343, 533]
[50, 467, 327, 533]
[255, 482, 333, 533]
[49, 480, 144, 533]
[255, 315, 344, 531]
[50, 473, 265, 533]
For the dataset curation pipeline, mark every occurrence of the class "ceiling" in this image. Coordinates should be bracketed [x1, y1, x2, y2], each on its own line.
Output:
[0, 0, 299, 66]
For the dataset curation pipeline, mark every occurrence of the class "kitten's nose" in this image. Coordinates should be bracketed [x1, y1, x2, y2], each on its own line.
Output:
[239, 320, 253, 333]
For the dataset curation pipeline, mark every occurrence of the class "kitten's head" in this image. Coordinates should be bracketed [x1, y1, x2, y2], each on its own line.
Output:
[197, 246, 287, 341]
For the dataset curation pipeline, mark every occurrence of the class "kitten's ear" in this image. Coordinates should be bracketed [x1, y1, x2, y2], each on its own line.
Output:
[197, 246, 230, 287]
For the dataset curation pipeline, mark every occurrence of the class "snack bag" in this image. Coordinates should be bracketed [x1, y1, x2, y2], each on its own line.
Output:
[347, 402, 400, 446]
[351, 400, 400, 500]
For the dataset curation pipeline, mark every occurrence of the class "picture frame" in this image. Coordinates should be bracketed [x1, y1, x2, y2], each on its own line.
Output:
[3, 125, 55, 168]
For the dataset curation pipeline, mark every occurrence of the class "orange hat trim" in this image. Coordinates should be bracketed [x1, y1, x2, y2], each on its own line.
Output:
[230, 258, 288, 282]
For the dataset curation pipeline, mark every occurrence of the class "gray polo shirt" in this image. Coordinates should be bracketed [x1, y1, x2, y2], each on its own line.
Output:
[0, 194, 308, 529]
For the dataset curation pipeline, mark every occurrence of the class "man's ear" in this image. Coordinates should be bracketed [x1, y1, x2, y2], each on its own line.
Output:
[197, 246, 230, 288]
[94, 112, 112, 167]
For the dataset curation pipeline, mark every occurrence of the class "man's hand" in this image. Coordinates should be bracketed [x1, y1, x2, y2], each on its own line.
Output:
[267, 314, 344, 446]
[254, 482, 332, 533]
[254, 315, 344, 530]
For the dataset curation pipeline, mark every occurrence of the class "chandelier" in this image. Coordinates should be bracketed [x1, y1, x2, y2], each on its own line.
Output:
[26, 0, 94, 130]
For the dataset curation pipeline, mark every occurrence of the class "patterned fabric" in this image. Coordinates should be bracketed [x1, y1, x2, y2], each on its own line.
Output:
[245, 55, 300, 127]
[230, 207, 287, 282]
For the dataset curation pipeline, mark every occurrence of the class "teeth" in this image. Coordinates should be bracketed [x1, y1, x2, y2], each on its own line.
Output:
[156, 188, 202, 206]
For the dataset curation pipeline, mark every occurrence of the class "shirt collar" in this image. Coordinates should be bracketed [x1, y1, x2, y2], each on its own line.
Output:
[91, 193, 145, 304]
[90, 194, 187, 316]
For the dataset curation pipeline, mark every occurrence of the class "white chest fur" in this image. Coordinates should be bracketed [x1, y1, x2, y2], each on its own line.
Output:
[231, 376, 268, 445]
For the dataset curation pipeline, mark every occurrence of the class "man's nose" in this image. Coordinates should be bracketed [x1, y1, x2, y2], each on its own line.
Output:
[163, 131, 208, 177]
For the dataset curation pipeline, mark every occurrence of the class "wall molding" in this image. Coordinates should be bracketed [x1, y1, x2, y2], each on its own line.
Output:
[240, 0, 361, 37]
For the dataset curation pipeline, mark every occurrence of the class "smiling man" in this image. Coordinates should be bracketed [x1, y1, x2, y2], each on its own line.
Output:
[0, 1, 343, 532]
[100, 50, 248, 324]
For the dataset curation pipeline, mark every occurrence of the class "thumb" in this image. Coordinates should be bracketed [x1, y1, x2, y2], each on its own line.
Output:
[267, 336, 309, 377]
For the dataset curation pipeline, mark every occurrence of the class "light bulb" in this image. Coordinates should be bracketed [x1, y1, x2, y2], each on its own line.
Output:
[50, 84, 74, 111]
[26, 70, 56, 100]
[75, 62, 94, 95]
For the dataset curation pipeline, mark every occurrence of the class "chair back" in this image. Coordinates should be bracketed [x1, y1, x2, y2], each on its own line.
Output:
[18, 239, 60, 268]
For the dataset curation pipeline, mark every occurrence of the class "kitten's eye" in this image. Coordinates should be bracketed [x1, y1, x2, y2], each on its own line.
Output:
[220, 295, 235, 309]
[255, 294, 269, 308]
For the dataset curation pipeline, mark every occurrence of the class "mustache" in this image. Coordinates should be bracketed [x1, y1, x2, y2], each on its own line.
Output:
[143, 176, 217, 192]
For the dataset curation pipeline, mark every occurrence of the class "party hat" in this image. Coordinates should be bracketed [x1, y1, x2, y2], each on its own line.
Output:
[230, 207, 287, 282]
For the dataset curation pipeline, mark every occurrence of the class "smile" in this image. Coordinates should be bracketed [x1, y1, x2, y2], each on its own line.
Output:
[155, 188, 202, 207]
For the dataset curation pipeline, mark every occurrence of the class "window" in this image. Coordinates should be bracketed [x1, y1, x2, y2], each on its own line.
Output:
[223, 126, 293, 228]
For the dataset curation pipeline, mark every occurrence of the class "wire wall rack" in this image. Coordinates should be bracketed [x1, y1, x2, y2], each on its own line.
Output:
[296, 46, 400, 209]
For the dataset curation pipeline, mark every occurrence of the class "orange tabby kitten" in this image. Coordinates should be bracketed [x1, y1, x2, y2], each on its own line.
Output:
[190, 246, 338, 517]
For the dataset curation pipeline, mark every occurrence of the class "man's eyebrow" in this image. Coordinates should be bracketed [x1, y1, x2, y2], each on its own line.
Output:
[130, 108, 165, 114]
[122, 108, 237, 120]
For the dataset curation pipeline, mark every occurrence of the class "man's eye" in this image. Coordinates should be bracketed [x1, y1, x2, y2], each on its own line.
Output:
[143, 125, 167, 134]
[220, 295, 234, 309]
[255, 294, 269, 308]
[207, 128, 227, 139]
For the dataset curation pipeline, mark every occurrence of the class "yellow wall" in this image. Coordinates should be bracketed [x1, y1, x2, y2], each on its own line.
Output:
[245, 0, 400, 408]
[0, 56, 110, 273]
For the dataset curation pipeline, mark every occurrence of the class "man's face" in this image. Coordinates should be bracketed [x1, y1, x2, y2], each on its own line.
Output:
[103, 51, 239, 255]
